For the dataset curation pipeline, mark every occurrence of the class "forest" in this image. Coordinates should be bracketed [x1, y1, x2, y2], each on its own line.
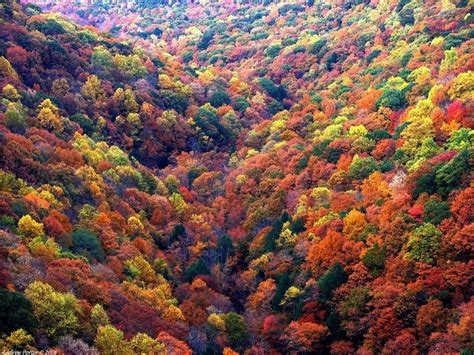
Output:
[0, 0, 473, 353]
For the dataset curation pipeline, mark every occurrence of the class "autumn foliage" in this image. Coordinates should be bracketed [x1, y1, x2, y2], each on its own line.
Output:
[0, 0, 473, 353]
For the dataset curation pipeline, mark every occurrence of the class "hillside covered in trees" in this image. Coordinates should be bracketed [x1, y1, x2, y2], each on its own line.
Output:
[0, 0, 473, 353]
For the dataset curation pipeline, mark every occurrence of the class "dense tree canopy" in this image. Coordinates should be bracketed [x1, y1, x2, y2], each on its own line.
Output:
[0, 0, 472, 353]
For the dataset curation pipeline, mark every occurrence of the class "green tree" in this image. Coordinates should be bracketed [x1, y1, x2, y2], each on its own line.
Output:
[182, 50, 194, 63]
[413, 171, 436, 199]
[265, 44, 282, 58]
[309, 38, 327, 56]
[159, 89, 189, 114]
[91, 46, 114, 68]
[217, 234, 234, 263]
[399, 7, 414, 26]
[435, 149, 470, 197]
[209, 90, 231, 108]
[70, 113, 95, 136]
[271, 273, 291, 311]
[406, 223, 442, 264]
[446, 128, 473, 151]
[194, 104, 233, 147]
[113, 54, 147, 78]
[222, 312, 249, 350]
[362, 243, 386, 277]
[339, 286, 370, 321]
[423, 200, 451, 225]
[91, 304, 110, 332]
[233, 97, 250, 112]
[318, 262, 347, 301]
[0, 289, 37, 335]
[185, 258, 210, 282]
[349, 156, 379, 180]
[375, 89, 406, 110]
[259, 78, 287, 101]
[198, 29, 215, 50]
[264, 211, 290, 252]
[4, 103, 27, 134]
[71, 228, 105, 262]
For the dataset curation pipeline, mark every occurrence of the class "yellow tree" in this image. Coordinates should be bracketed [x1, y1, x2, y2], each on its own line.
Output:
[127, 216, 145, 235]
[25, 281, 80, 343]
[169, 192, 187, 215]
[81, 75, 106, 103]
[0, 56, 19, 80]
[0, 329, 36, 352]
[18, 215, 44, 240]
[343, 209, 367, 240]
[129, 333, 164, 354]
[91, 304, 110, 332]
[2, 84, 20, 101]
[448, 71, 474, 101]
[223, 348, 239, 355]
[208, 313, 226, 331]
[124, 256, 158, 286]
[37, 99, 64, 132]
[95, 325, 130, 355]
[401, 99, 435, 158]
[113, 87, 138, 114]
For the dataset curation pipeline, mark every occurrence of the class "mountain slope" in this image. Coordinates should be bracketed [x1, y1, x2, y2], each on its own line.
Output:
[0, 0, 473, 353]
